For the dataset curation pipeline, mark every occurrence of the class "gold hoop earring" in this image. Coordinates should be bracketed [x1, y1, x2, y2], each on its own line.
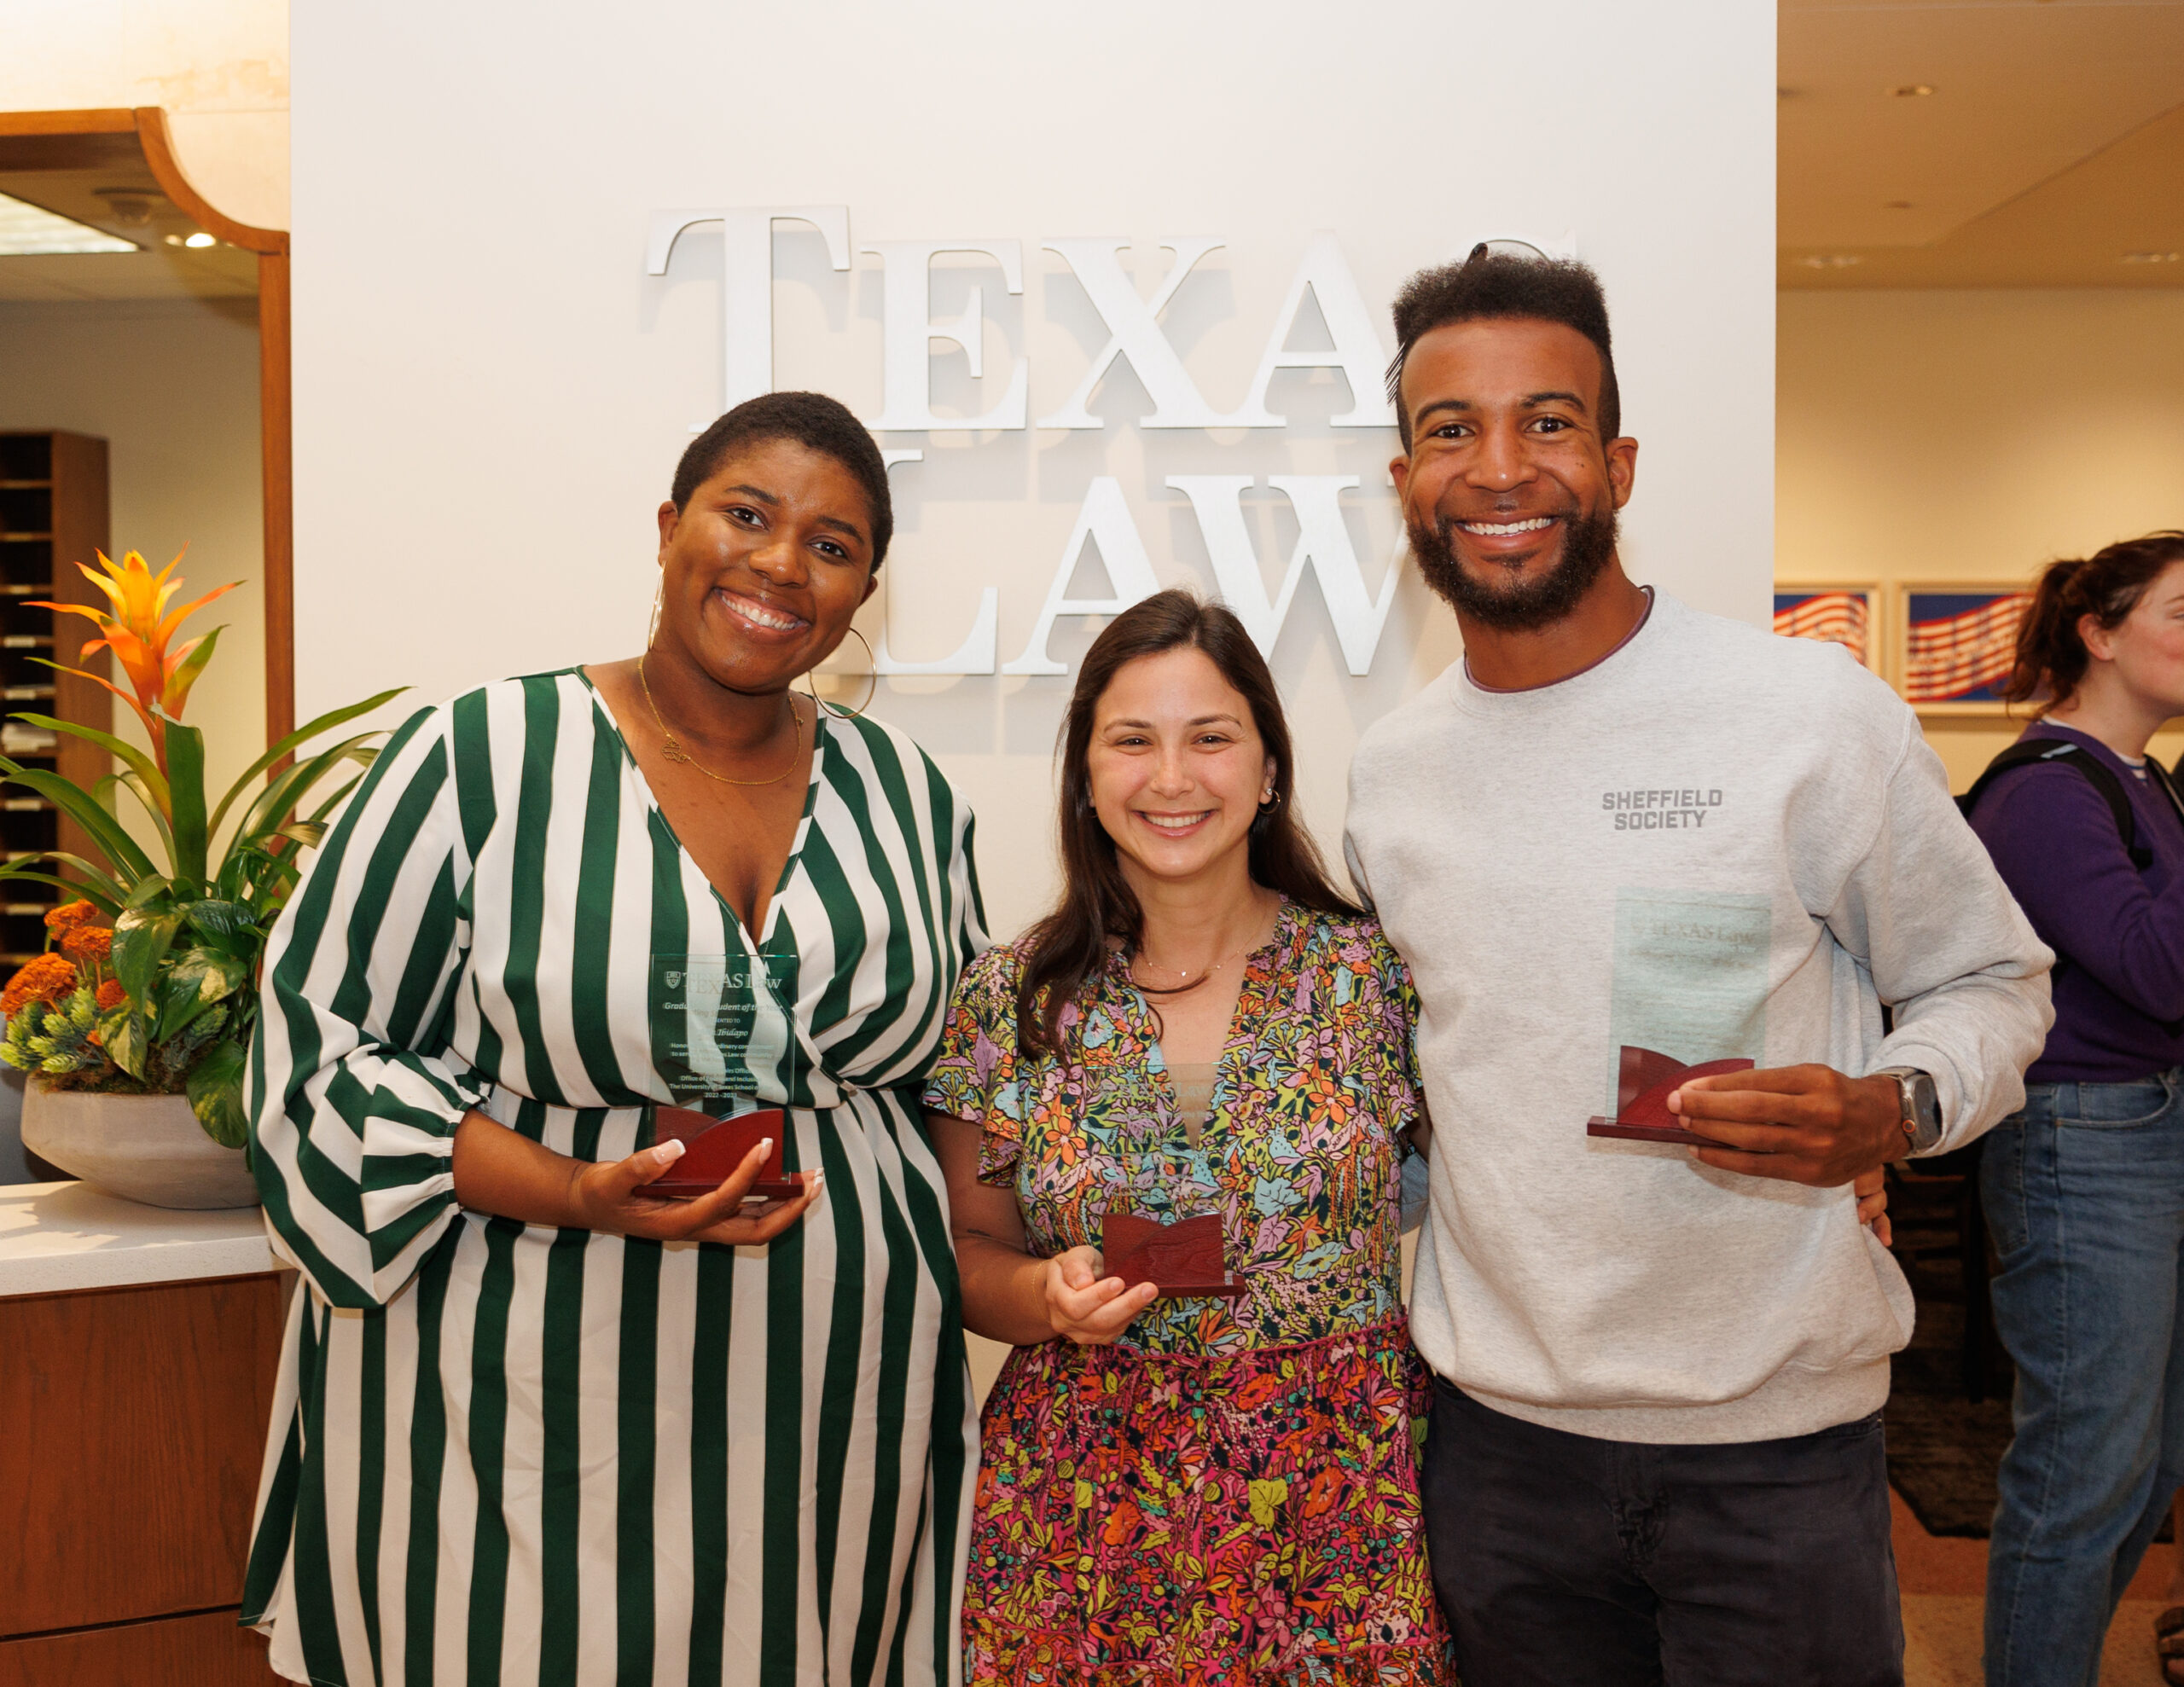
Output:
[646, 579, 663, 651]
[804, 625, 878, 721]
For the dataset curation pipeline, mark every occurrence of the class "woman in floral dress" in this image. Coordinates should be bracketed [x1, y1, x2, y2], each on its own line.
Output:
[925, 590, 1453, 1686]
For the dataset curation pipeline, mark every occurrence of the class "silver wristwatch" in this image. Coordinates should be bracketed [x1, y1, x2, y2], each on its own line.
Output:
[1873, 1066, 1943, 1155]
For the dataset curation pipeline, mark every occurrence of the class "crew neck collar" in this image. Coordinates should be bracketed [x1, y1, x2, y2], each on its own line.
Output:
[1455, 587, 1664, 711]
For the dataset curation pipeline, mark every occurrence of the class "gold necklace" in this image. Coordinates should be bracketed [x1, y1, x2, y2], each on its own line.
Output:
[1130, 938, 1254, 993]
[637, 653, 804, 789]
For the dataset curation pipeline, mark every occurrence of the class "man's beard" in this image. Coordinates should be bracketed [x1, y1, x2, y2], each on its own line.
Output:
[1409, 504, 1619, 632]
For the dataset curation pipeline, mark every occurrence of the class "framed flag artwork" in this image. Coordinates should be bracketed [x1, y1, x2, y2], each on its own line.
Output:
[1897, 584, 2034, 713]
[1774, 584, 1883, 675]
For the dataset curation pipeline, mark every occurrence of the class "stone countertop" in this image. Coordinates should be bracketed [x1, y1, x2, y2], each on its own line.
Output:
[0, 1180, 280, 1299]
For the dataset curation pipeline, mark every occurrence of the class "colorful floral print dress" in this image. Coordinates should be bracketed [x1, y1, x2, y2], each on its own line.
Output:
[925, 900, 1454, 1686]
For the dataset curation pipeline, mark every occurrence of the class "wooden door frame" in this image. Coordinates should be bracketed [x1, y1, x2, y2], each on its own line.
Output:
[0, 107, 294, 746]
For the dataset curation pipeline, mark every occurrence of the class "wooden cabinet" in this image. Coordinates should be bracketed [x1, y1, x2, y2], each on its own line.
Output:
[0, 430, 111, 968]
[0, 1272, 285, 1684]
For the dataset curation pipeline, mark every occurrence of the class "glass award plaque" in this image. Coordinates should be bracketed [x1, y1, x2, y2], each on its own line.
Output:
[1094, 1059, 1240, 1299]
[646, 1104, 803, 1200]
[651, 951, 795, 1103]
[1586, 1046, 1756, 1145]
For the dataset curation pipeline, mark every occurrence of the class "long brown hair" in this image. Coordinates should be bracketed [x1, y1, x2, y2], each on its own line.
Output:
[2005, 530, 2184, 710]
[1013, 589, 1359, 1060]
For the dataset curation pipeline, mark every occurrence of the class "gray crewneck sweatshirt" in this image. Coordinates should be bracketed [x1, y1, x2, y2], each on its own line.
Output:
[1345, 590, 2053, 1443]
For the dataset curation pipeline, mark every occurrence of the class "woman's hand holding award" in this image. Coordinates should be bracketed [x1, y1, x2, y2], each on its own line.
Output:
[564, 1116, 822, 1246]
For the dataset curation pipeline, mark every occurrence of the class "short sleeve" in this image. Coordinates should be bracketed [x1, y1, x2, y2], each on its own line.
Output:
[1365, 924, 1424, 1151]
[923, 943, 1034, 1184]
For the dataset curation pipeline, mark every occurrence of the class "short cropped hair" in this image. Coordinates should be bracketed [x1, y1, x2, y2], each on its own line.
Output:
[1384, 252, 1621, 450]
[671, 391, 894, 569]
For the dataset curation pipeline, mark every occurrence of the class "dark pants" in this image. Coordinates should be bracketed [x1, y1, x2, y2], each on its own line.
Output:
[1421, 1377, 1904, 1687]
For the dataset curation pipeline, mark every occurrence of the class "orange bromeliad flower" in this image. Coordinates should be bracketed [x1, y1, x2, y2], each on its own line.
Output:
[1, 953, 76, 1016]
[29, 548, 239, 782]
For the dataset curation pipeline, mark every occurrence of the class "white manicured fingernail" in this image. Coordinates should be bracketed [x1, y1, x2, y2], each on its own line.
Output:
[657, 1139, 686, 1162]
[758, 1137, 774, 1155]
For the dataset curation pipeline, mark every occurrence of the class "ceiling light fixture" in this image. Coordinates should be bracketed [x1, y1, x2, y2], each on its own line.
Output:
[182, 231, 216, 249]
[92, 187, 160, 229]
[1894, 84, 1935, 98]
[1800, 254, 1863, 269]
[0, 193, 136, 256]
[2123, 251, 2181, 264]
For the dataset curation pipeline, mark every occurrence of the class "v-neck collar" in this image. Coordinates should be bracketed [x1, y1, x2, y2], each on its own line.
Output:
[1104, 897, 1302, 1135]
[573, 666, 828, 951]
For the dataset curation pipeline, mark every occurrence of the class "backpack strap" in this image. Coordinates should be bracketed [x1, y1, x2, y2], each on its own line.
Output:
[1960, 738, 2151, 870]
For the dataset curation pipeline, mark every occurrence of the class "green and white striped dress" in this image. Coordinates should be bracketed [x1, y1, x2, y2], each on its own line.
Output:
[241, 670, 985, 1687]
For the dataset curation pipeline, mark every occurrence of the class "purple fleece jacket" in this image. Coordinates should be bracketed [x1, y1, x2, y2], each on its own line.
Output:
[1967, 721, 2184, 1083]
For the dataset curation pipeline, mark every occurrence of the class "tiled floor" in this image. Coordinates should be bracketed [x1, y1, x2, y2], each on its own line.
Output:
[1896, 1488, 2176, 1684]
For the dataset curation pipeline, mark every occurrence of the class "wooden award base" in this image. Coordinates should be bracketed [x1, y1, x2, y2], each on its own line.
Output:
[646, 1106, 804, 1199]
[1101, 1210, 1243, 1298]
[1586, 1046, 1755, 1145]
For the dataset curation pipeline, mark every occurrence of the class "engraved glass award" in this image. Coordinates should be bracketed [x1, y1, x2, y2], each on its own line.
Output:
[1095, 1058, 1241, 1299]
[647, 950, 802, 1199]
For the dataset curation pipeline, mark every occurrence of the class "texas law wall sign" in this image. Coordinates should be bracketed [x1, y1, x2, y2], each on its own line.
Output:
[290, 0, 1773, 930]
[646, 208, 1571, 681]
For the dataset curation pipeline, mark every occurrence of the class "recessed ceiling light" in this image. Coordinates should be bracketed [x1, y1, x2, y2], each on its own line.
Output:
[182, 231, 217, 250]
[1801, 254, 1863, 269]
[1894, 84, 1935, 97]
[2123, 251, 2181, 264]
[0, 192, 136, 256]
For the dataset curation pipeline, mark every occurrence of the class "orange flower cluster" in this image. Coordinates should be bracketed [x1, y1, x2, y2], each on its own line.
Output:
[1, 953, 77, 1016]
[61, 924, 113, 966]
[43, 899, 96, 935]
[95, 978, 126, 1012]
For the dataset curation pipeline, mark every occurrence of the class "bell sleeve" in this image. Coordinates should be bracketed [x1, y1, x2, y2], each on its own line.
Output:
[249, 702, 491, 1309]
[922, 944, 1034, 1185]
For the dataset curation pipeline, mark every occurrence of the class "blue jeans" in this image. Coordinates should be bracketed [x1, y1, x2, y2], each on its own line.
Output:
[1982, 1070, 2184, 1687]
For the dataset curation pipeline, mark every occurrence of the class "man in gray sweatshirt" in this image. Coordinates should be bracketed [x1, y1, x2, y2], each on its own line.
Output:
[1344, 252, 2053, 1686]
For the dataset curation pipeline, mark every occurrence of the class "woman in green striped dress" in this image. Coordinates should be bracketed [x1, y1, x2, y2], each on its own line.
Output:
[243, 392, 985, 1686]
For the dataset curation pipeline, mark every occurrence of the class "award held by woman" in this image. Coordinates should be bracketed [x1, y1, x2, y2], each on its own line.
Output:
[1097, 1061, 1242, 1298]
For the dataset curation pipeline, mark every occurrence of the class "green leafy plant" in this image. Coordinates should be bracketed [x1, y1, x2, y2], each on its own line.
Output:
[0, 548, 403, 1145]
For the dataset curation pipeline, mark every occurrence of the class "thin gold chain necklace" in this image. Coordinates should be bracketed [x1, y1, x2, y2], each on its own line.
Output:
[1129, 938, 1256, 994]
[637, 653, 804, 789]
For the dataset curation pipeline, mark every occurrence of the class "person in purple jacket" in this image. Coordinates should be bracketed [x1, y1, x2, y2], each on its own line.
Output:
[1966, 530, 2184, 1687]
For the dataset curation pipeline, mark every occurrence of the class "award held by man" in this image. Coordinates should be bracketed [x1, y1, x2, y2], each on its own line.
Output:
[1586, 1045, 1756, 1145]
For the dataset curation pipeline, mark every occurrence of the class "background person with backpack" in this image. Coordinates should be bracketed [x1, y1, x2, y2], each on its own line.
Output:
[1964, 531, 2184, 1686]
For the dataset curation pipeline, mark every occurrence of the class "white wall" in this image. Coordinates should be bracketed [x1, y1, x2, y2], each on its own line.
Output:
[292, 0, 1776, 944]
[1778, 288, 2184, 788]
[0, 297, 268, 823]
[0, 0, 289, 232]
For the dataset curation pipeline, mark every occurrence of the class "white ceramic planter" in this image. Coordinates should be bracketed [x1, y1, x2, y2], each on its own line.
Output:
[20, 1080, 258, 1210]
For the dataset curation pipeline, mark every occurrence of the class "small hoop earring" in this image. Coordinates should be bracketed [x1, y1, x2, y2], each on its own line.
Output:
[804, 625, 877, 721]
